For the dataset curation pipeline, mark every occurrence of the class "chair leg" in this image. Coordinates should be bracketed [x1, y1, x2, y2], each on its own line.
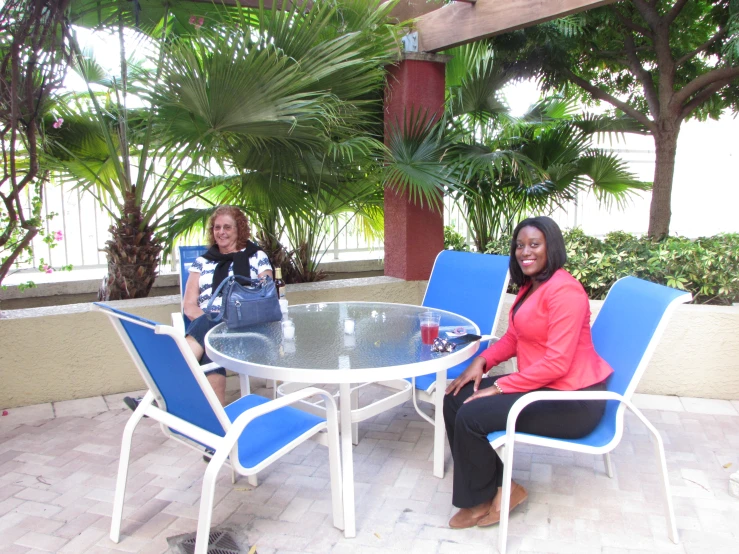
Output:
[110, 400, 147, 543]
[498, 441, 516, 554]
[247, 474, 258, 487]
[653, 436, 679, 543]
[326, 421, 345, 531]
[627, 405, 679, 544]
[195, 448, 229, 554]
[603, 452, 614, 478]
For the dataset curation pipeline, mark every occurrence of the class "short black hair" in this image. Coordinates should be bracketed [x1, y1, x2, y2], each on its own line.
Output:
[508, 216, 567, 286]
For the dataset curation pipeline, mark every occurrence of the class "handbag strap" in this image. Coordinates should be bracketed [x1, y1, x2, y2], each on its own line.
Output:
[205, 275, 234, 322]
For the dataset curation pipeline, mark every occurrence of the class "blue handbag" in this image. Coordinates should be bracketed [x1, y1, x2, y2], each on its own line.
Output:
[206, 275, 282, 329]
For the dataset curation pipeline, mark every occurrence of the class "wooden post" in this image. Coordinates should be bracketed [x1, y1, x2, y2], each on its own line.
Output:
[384, 53, 448, 281]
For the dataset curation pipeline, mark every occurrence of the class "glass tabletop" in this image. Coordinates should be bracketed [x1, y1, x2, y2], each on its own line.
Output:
[205, 301, 480, 382]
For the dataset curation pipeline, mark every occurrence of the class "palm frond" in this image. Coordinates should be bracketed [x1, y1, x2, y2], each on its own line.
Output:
[383, 109, 459, 210]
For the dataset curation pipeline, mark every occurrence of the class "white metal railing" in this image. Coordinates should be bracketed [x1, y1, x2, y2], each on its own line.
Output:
[10, 182, 388, 275]
[7, 144, 655, 276]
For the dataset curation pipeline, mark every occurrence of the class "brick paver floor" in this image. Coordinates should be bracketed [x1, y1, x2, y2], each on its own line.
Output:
[1, 379, 738, 554]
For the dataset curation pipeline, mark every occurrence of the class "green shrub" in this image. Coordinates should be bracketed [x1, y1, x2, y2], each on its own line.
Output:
[485, 229, 739, 305]
[444, 225, 469, 252]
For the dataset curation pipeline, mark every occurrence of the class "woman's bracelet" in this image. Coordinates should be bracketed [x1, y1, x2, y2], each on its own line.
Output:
[493, 380, 504, 395]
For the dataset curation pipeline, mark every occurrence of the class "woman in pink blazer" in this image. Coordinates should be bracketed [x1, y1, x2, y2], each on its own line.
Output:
[444, 216, 613, 529]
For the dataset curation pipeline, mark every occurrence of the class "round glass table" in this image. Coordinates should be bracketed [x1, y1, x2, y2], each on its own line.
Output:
[205, 301, 481, 537]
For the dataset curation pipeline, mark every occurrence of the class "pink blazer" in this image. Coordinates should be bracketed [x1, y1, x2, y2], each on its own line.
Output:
[480, 269, 613, 393]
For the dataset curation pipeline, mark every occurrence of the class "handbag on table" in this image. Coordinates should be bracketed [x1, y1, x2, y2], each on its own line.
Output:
[206, 275, 282, 329]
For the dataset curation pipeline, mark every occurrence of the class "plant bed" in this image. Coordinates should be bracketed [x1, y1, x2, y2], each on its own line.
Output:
[484, 230, 739, 305]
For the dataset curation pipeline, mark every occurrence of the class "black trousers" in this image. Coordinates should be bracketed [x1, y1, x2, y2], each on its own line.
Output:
[443, 375, 607, 508]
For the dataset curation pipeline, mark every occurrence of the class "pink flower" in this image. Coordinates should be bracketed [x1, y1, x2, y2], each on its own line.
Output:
[189, 14, 204, 29]
[54, 230, 63, 241]
[42, 264, 54, 274]
[53, 118, 64, 129]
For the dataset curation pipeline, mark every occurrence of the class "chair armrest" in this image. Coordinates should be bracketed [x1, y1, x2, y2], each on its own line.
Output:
[171, 312, 186, 336]
[222, 387, 340, 448]
[504, 390, 628, 434]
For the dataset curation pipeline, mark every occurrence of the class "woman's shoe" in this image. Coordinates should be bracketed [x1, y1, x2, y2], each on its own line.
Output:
[477, 483, 528, 527]
[123, 396, 149, 418]
[123, 396, 141, 411]
[203, 448, 215, 462]
[449, 499, 494, 529]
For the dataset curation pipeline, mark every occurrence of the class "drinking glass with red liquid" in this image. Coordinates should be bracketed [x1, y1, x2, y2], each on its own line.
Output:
[419, 312, 441, 344]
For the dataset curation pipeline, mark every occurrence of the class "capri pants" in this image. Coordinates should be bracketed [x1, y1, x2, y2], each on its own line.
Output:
[443, 375, 607, 508]
[186, 314, 227, 376]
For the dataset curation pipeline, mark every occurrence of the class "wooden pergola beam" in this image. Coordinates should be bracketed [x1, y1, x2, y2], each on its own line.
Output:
[416, 0, 619, 53]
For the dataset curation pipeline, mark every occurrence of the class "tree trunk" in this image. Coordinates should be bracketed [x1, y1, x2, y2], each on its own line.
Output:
[647, 121, 681, 239]
[99, 194, 162, 300]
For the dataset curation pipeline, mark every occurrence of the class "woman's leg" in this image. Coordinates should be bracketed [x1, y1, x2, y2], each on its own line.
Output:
[444, 381, 531, 508]
[205, 370, 227, 406]
[478, 380, 608, 525]
[186, 335, 204, 360]
[443, 378, 606, 526]
[186, 315, 226, 405]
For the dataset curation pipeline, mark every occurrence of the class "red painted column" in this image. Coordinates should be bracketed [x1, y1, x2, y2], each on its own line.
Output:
[384, 53, 449, 281]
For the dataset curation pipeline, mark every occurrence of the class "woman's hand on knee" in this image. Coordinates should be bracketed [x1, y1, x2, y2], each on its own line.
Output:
[446, 357, 486, 396]
[463, 384, 501, 404]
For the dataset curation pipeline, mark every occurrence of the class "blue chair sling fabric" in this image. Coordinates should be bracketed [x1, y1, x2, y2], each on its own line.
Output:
[109, 305, 226, 437]
[486, 277, 691, 554]
[179, 245, 209, 294]
[178, 245, 209, 323]
[95, 302, 345, 553]
[413, 250, 510, 391]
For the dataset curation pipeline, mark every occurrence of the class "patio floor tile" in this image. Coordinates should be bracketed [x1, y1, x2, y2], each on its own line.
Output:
[0, 403, 54, 425]
[1, 389, 738, 553]
[53, 396, 108, 418]
[633, 393, 686, 412]
[680, 397, 739, 416]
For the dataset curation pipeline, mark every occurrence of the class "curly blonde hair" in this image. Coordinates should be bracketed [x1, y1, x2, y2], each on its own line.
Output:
[207, 205, 250, 250]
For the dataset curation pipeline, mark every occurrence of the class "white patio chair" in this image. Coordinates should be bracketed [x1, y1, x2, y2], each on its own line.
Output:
[488, 276, 691, 554]
[95, 303, 345, 554]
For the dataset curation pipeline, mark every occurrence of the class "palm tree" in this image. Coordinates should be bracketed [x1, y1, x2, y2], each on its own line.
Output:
[48, 0, 399, 295]
[453, 95, 650, 250]
[384, 43, 649, 252]
[157, 0, 399, 282]
[46, 22, 203, 299]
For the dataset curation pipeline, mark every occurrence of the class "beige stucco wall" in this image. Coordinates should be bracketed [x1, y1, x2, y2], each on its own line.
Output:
[0, 277, 425, 408]
[1, 278, 737, 408]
